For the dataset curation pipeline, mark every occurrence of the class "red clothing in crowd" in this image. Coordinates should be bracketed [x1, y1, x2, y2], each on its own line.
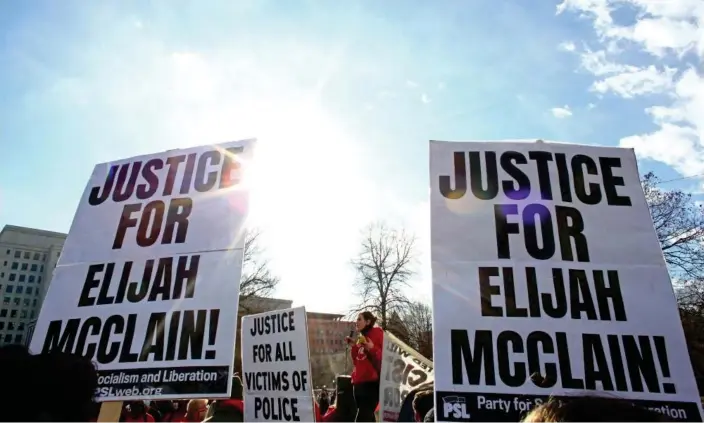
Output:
[217, 399, 244, 415]
[314, 401, 322, 422]
[123, 413, 155, 422]
[161, 409, 186, 422]
[350, 326, 384, 384]
[322, 405, 336, 422]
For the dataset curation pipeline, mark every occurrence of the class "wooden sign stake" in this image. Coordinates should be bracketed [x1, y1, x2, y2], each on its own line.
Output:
[97, 401, 123, 422]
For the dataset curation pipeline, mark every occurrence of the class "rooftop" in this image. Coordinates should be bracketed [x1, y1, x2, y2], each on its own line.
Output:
[307, 312, 346, 321]
[0, 225, 67, 239]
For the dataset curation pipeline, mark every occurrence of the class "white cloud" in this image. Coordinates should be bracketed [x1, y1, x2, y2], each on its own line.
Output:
[421, 93, 431, 103]
[591, 65, 677, 98]
[557, 0, 704, 176]
[551, 105, 573, 118]
[406, 79, 418, 88]
[587, 102, 596, 109]
[559, 41, 577, 51]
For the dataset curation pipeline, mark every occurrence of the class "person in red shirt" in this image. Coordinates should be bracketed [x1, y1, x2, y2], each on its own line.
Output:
[158, 401, 187, 422]
[203, 375, 245, 422]
[345, 311, 384, 422]
[121, 401, 155, 422]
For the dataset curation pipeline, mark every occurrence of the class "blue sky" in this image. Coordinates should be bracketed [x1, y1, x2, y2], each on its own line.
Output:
[1, 0, 702, 313]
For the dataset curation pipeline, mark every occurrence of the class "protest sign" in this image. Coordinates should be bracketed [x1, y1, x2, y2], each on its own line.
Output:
[430, 140, 704, 422]
[380, 331, 434, 422]
[30, 139, 255, 401]
[241, 306, 314, 422]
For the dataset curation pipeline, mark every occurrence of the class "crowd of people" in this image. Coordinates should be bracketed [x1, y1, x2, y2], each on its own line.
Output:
[0, 311, 679, 422]
[114, 377, 244, 422]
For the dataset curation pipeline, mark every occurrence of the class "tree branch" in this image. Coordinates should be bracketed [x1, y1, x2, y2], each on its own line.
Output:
[239, 228, 280, 313]
[349, 221, 417, 329]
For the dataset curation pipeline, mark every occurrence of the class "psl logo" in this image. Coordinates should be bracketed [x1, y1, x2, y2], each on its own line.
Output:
[442, 395, 470, 419]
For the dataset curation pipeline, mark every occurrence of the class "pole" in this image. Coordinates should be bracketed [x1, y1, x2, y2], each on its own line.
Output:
[98, 401, 123, 422]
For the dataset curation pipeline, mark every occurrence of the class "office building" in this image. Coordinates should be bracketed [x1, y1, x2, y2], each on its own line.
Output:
[0, 225, 66, 346]
[307, 312, 355, 385]
[308, 312, 355, 355]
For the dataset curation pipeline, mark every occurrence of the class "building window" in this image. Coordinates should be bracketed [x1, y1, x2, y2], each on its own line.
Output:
[16, 286, 23, 294]
[18, 275, 25, 282]
[11, 262, 17, 270]
[21, 263, 27, 271]
[14, 335, 21, 343]
[10, 310, 16, 318]
[18, 323, 25, 331]
[5, 249, 10, 255]
[0, 309, 5, 317]
[20, 310, 27, 318]
[3, 297, 9, 305]
[26, 287, 32, 295]
[0, 322, 4, 330]
[32, 299, 37, 306]
[6, 285, 13, 293]
[8, 274, 15, 282]
[30, 264, 37, 272]
[3, 334, 10, 343]
[28, 276, 34, 283]
[3, 261, 6, 266]
[30, 311, 35, 319]
[40, 265, 44, 272]
[14, 251, 20, 258]
[37, 276, 42, 283]
[23, 252, 29, 259]
[0, 272, 3, 278]
[22, 299, 29, 307]
[13, 298, 19, 306]
[33, 252, 39, 260]
[42, 254, 46, 261]
[8, 322, 14, 330]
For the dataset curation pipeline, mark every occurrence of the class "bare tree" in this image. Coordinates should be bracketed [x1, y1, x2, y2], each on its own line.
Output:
[400, 301, 434, 359]
[644, 173, 704, 393]
[350, 222, 416, 329]
[240, 228, 279, 307]
[677, 281, 704, 392]
[643, 172, 704, 279]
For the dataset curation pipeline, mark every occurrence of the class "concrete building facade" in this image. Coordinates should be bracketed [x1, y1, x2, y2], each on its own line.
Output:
[0, 225, 66, 346]
[307, 312, 355, 386]
[307, 312, 355, 356]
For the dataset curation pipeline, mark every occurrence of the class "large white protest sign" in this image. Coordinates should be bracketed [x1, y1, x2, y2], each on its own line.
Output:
[380, 331, 434, 422]
[30, 139, 255, 401]
[241, 306, 314, 422]
[430, 140, 704, 422]
[58, 141, 252, 264]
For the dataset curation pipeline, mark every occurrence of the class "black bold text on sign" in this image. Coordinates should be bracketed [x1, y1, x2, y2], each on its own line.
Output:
[431, 142, 702, 421]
